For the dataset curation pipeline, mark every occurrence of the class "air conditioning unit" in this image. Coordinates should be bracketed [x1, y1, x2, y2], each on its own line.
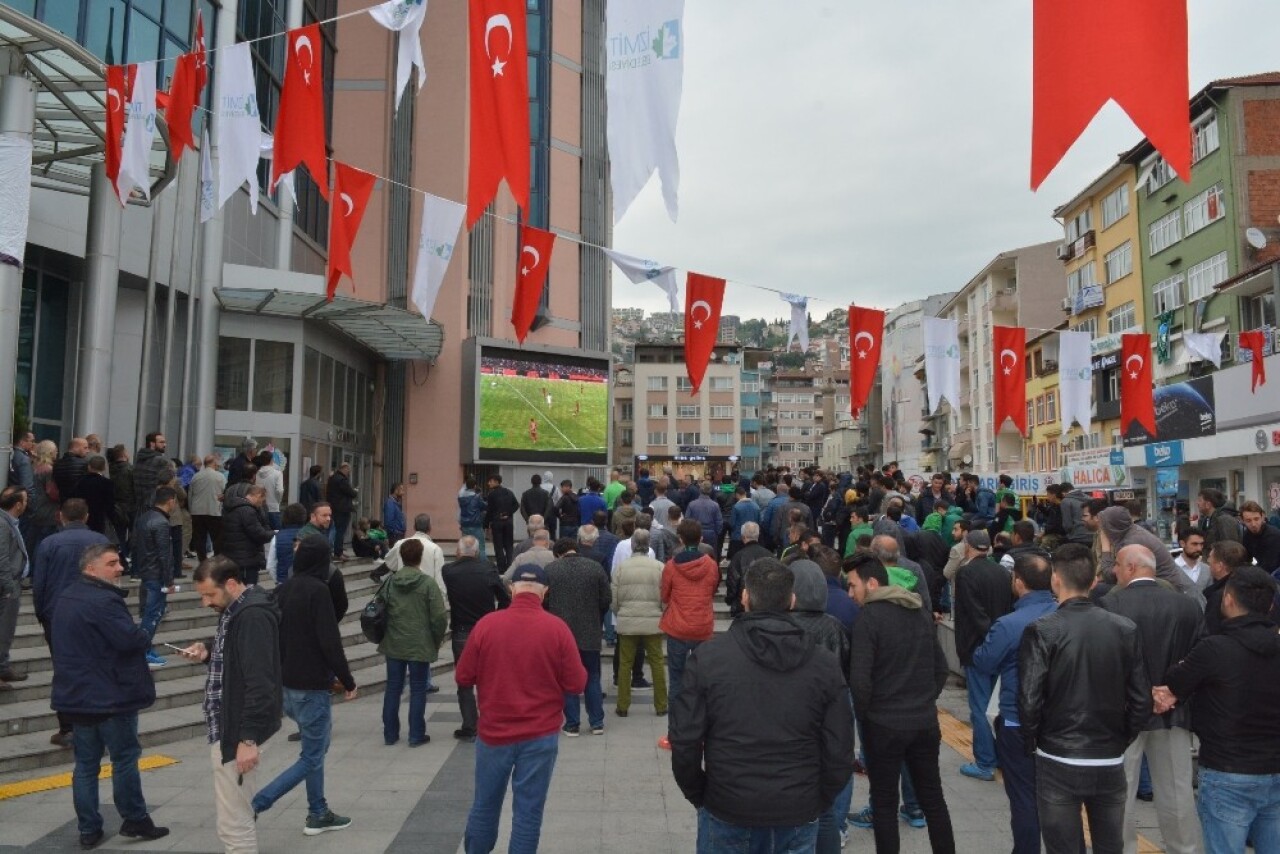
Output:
[1056, 243, 1073, 261]
[1060, 297, 1073, 311]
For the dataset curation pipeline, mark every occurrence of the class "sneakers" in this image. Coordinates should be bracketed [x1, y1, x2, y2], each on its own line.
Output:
[303, 810, 352, 836]
[407, 735, 431, 747]
[0, 668, 28, 682]
[656, 735, 671, 751]
[145, 652, 167, 669]
[899, 807, 927, 828]
[120, 816, 170, 841]
[562, 725, 580, 737]
[50, 731, 73, 748]
[848, 806, 874, 829]
[590, 725, 605, 735]
[839, 828, 849, 848]
[288, 731, 302, 742]
[453, 728, 476, 742]
[959, 762, 995, 782]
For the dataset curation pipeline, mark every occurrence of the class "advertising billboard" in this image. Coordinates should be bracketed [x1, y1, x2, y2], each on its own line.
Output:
[1123, 375, 1217, 447]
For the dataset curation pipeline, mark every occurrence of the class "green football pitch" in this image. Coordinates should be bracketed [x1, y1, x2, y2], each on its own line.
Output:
[478, 374, 609, 452]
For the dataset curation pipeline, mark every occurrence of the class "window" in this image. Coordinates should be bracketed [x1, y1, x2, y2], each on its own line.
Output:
[796, 442, 813, 453]
[1152, 274, 1185, 314]
[646, 431, 667, 446]
[621, 428, 633, 447]
[741, 406, 759, 419]
[709, 432, 734, 446]
[1145, 156, 1175, 195]
[303, 347, 320, 419]
[1046, 391, 1057, 421]
[1187, 252, 1229, 301]
[676, 432, 701, 445]
[646, 376, 668, 391]
[647, 404, 668, 418]
[1038, 444, 1047, 472]
[216, 337, 251, 410]
[741, 381, 760, 392]
[1243, 291, 1277, 331]
[1073, 316, 1099, 336]
[317, 354, 333, 422]
[1107, 301, 1137, 334]
[711, 405, 733, 418]
[1149, 210, 1181, 255]
[709, 377, 734, 391]
[1192, 112, 1220, 162]
[1035, 396, 1046, 425]
[1065, 208, 1092, 242]
[1101, 185, 1130, 229]
[676, 377, 693, 392]
[253, 341, 294, 414]
[1103, 368, 1121, 403]
[778, 443, 795, 453]
[1105, 242, 1132, 284]
[1067, 262, 1096, 296]
[795, 410, 813, 420]
[1026, 400, 1034, 428]
[619, 402, 633, 422]
[1049, 443, 1059, 469]
[1184, 184, 1225, 236]
[677, 405, 700, 418]
[526, 0, 550, 228]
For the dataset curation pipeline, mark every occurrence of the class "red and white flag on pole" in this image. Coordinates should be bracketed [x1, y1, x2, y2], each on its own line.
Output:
[116, 62, 157, 203]
[684, 273, 726, 395]
[104, 64, 131, 191]
[993, 325, 1028, 436]
[164, 52, 200, 161]
[273, 24, 329, 197]
[326, 162, 377, 300]
[511, 225, 556, 343]
[467, 0, 529, 227]
[1120, 333, 1157, 438]
[847, 306, 884, 419]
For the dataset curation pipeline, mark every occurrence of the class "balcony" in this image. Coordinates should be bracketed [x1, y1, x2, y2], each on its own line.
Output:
[986, 289, 1017, 315]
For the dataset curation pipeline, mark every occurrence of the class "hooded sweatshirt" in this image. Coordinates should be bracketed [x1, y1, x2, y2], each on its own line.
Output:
[274, 534, 355, 692]
[1097, 506, 1193, 594]
[850, 583, 949, 731]
[660, 548, 721, 641]
[790, 560, 850, 677]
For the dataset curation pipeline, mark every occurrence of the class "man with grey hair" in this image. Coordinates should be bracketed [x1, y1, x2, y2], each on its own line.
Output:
[612, 529, 667, 717]
[442, 536, 510, 742]
[383, 514, 447, 609]
[687, 482, 724, 551]
[725, 522, 771, 619]
[505, 529, 553, 580]
[611, 518, 656, 575]
[511, 515, 544, 563]
[870, 534, 932, 613]
[1101, 544, 1205, 854]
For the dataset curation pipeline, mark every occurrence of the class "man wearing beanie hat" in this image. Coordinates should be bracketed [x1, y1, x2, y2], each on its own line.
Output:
[954, 529, 1013, 782]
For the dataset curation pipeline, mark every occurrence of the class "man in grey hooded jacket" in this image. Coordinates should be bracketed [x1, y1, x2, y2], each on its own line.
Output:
[1097, 506, 1195, 596]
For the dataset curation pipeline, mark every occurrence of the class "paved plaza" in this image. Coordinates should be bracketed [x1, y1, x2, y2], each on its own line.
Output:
[0, 672, 1174, 853]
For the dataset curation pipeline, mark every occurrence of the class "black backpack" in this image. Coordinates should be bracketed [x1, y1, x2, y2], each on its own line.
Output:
[360, 575, 392, 644]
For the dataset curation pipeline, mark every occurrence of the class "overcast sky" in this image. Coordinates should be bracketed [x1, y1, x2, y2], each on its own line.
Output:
[610, 0, 1280, 322]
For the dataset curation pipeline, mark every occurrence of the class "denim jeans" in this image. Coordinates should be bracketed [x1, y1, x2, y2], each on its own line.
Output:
[465, 733, 559, 854]
[461, 526, 487, 558]
[331, 511, 351, 557]
[696, 808, 819, 854]
[666, 637, 702, 727]
[817, 777, 854, 853]
[267, 511, 282, 531]
[995, 722, 1039, 854]
[383, 657, 430, 744]
[965, 666, 997, 771]
[252, 688, 332, 818]
[563, 649, 604, 730]
[72, 713, 148, 836]
[863, 720, 956, 854]
[1198, 768, 1280, 854]
[1035, 755, 1126, 854]
[138, 580, 167, 646]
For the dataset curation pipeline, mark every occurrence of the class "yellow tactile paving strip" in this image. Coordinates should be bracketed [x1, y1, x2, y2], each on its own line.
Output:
[937, 708, 1163, 853]
[0, 754, 178, 801]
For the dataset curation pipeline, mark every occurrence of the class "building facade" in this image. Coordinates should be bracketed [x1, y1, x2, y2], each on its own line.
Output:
[880, 294, 953, 475]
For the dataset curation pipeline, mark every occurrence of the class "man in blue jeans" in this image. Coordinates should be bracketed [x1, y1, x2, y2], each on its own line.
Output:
[952, 530, 1012, 781]
[251, 535, 356, 835]
[456, 564, 587, 853]
[133, 487, 179, 669]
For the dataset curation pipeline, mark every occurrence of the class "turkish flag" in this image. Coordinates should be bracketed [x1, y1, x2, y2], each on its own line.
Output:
[1120, 333, 1157, 438]
[1032, 0, 1190, 189]
[993, 325, 1028, 436]
[273, 24, 329, 198]
[847, 306, 885, 419]
[1239, 330, 1267, 392]
[104, 65, 136, 190]
[511, 225, 556, 343]
[684, 273, 726, 395]
[467, 0, 530, 227]
[194, 12, 207, 93]
[164, 52, 200, 161]
[326, 162, 377, 300]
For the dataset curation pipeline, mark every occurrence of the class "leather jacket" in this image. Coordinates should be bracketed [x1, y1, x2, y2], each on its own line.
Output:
[1018, 597, 1151, 760]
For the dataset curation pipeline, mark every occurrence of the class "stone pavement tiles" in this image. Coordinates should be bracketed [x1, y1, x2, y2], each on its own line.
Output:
[0, 678, 1172, 853]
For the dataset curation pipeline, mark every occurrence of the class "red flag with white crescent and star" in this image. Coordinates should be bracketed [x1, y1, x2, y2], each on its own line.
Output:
[511, 225, 556, 344]
[684, 273, 726, 395]
[326, 162, 377, 301]
[1239, 330, 1267, 392]
[164, 52, 200, 161]
[466, 0, 530, 228]
[273, 23, 329, 198]
[104, 65, 136, 190]
[1120, 333, 1157, 438]
[847, 306, 885, 418]
[1032, 0, 1190, 189]
[993, 325, 1028, 436]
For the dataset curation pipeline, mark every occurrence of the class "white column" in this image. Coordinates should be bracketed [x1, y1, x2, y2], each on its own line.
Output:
[0, 52, 35, 475]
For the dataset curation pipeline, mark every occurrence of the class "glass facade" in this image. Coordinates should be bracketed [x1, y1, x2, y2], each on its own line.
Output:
[15, 264, 70, 442]
[526, 0, 551, 230]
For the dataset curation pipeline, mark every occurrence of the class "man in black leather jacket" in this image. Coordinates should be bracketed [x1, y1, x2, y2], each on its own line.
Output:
[1018, 543, 1151, 854]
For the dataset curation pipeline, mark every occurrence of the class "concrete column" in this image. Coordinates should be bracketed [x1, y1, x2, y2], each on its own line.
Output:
[274, 0, 305, 272]
[75, 165, 125, 438]
[0, 53, 35, 477]
[193, 0, 239, 455]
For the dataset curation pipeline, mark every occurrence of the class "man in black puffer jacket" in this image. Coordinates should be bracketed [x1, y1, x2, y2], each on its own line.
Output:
[220, 486, 274, 586]
[52, 437, 89, 498]
[671, 559, 852, 851]
[132, 433, 174, 515]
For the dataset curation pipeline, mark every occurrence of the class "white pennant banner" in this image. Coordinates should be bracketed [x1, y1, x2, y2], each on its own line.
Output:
[369, 0, 428, 111]
[216, 43, 262, 214]
[116, 61, 157, 203]
[1058, 330, 1093, 434]
[1182, 331, 1225, 368]
[781, 293, 809, 352]
[922, 316, 960, 414]
[198, 127, 215, 224]
[410, 192, 466, 323]
[604, 249, 679, 314]
[605, 0, 684, 224]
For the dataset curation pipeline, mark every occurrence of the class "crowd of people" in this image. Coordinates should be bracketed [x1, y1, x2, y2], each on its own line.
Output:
[9, 434, 1280, 852]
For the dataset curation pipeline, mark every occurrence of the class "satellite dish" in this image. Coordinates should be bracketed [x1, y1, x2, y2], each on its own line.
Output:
[1247, 228, 1268, 250]
[962, 454, 973, 465]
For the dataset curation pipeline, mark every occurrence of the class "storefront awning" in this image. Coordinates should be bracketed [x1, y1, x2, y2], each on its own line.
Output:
[215, 288, 445, 362]
[947, 440, 973, 463]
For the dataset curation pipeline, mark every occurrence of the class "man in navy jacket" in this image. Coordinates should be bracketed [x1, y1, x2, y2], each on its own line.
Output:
[51, 543, 167, 848]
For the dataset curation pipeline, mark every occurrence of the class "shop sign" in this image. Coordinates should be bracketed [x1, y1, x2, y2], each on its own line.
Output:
[970, 472, 1054, 495]
[1061, 448, 1129, 490]
[1124, 376, 1217, 446]
[1112, 490, 1136, 501]
[1156, 468, 1180, 498]
[1144, 441, 1184, 468]
[1091, 332, 1124, 357]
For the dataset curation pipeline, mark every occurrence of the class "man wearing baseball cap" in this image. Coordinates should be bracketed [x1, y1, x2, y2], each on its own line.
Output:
[954, 529, 1013, 782]
[456, 563, 587, 853]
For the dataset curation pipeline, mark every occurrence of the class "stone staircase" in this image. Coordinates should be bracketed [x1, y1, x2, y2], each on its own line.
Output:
[0, 554, 737, 776]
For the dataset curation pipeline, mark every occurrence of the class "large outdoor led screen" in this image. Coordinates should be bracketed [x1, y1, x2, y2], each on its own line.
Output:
[475, 347, 609, 464]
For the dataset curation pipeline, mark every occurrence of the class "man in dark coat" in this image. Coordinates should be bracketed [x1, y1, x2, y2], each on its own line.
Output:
[325, 464, 358, 560]
[484, 474, 520, 571]
[519, 474, 554, 534]
[131, 433, 174, 515]
[70, 455, 116, 537]
[225, 441, 258, 487]
[220, 485, 274, 586]
[52, 437, 89, 498]
[51, 543, 168, 847]
[442, 535, 510, 741]
[133, 487, 179, 669]
[544, 541, 612, 735]
[298, 465, 324, 513]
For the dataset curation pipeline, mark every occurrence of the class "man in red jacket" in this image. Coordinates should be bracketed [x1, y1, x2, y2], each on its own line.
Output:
[456, 564, 587, 854]
[659, 519, 722, 751]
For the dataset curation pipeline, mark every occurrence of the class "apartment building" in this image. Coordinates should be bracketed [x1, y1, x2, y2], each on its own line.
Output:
[880, 294, 954, 475]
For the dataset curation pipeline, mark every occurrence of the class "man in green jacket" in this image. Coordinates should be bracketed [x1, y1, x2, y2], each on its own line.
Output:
[844, 504, 875, 556]
[378, 539, 448, 747]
